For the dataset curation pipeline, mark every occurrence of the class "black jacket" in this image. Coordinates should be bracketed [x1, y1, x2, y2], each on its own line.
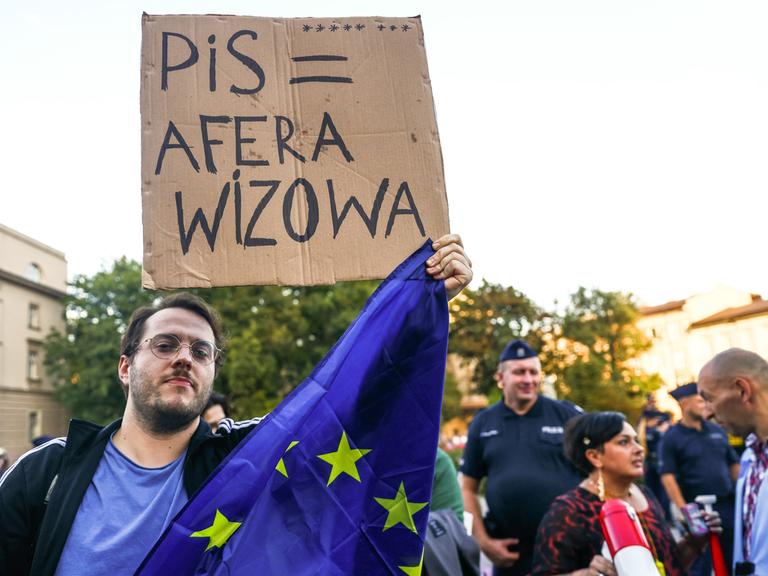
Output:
[0, 416, 261, 576]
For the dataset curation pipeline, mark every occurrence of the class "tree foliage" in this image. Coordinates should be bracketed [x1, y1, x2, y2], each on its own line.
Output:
[203, 282, 376, 417]
[44, 264, 378, 422]
[447, 280, 543, 396]
[440, 370, 464, 423]
[44, 258, 660, 426]
[444, 283, 661, 421]
[44, 258, 155, 423]
[554, 287, 661, 421]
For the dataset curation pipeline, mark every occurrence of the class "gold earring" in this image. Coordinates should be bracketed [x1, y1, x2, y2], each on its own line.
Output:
[597, 468, 605, 502]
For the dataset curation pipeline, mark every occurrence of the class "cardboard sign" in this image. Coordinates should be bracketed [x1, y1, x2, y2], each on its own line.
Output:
[141, 14, 449, 289]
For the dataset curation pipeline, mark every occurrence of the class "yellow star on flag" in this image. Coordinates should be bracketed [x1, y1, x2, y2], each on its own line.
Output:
[399, 549, 424, 575]
[374, 482, 428, 533]
[317, 430, 371, 486]
[276, 440, 300, 478]
[190, 509, 242, 551]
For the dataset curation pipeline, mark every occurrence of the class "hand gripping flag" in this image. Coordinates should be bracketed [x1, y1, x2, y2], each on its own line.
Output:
[137, 241, 449, 575]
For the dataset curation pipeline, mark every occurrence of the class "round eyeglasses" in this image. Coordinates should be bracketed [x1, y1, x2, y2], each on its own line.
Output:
[141, 334, 220, 365]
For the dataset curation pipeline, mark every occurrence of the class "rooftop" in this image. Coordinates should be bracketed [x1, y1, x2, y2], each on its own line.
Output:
[640, 299, 686, 316]
[690, 299, 768, 329]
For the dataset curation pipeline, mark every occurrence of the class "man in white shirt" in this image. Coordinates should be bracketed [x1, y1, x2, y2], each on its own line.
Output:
[698, 348, 768, 576]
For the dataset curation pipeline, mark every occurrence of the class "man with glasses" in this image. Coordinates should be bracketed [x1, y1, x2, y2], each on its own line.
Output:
[0, 293, 249, 576]
[0, 234, 474, 576]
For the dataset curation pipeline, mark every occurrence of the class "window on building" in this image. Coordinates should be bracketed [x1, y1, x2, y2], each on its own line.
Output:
[28, 303, 41, 330]
[28, 410, 42, 443]
[25, 263, 42, 283]
[27, 343, 42, 382]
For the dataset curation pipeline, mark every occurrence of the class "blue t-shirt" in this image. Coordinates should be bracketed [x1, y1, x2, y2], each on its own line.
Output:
[55, 437, 188, 575]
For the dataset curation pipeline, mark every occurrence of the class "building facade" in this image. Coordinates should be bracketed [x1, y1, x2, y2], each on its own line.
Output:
[0, 223, 68, 462]
[638, 285, 768, 397]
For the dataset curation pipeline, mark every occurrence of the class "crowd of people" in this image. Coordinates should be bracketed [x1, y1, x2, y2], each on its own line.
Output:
[458, 340, 768, 576]
[0, 234, 766, 575]
[0, 235, 472, 575]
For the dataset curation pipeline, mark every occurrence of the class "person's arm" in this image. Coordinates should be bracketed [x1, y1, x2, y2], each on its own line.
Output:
[660, 473, 687, 510]
[642, 486, 717, 572]
[658, 433, 685, 509]
[425, 234, 472, 300]
[725, 439, 741, 483]
[461, 475, 488, 541]
[534, 557, 617, 576]
[565, 556, 617, 576]
[675, 509, 722, 569]
[730, 462, 740, 483]
[461, 475, 519, 568]
[432, 450, 463, 522]
[0, 458, 37, 574]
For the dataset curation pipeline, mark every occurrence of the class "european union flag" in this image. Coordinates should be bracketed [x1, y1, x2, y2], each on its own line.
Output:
[137, 241, 448, 575]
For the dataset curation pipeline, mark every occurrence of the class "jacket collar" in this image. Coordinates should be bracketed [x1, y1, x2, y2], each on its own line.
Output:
[501, 396, 542, 418]
[187, 418, 216, 454]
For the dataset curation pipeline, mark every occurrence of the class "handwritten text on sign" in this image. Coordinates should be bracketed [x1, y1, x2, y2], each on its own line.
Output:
[141, 16, 449, 288]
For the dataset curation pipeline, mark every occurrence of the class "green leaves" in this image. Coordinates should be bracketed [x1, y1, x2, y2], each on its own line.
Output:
[448, 280, 543, 397]
[205, 282, 376, 417]
[43, 259, 658, 426]
[558, 288, 661, 420]
[44, 270, 377, 422]
[44, 257, 155, 423]
[448, 284, 660, 421]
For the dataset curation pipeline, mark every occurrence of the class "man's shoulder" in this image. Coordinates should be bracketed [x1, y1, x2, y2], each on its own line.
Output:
[1, 419, 116, 490]
[473, 401, 504, 420]
[702, 420, 728, 437]
[0, 436, 67, 490]
[539, 396, 583, 418]
[464, 403, 504, 442]
[214, 416, 265, 438]
[662, 423, 686, 441]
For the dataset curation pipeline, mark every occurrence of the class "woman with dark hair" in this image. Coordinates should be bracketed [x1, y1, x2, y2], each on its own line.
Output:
[531, 412, 719, 576]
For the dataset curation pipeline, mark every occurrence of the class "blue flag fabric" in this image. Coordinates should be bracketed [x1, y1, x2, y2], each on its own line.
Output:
[137, 241, 449, 575]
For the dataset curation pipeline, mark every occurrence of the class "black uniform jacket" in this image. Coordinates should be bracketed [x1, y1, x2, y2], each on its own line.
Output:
[0, 416, 261, 576]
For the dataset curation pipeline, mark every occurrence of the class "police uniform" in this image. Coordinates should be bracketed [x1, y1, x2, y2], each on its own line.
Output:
[660, 420, 738, 503]
[642, 410, 671, 517]
[461, 343, 582, 576]
[660, 383, 739, 575]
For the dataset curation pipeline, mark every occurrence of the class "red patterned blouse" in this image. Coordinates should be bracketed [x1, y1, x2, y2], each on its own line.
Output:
[531, 485, 684, 576]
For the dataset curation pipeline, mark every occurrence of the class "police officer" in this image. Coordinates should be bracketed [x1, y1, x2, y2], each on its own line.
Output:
[639, 407, 672, 517]
[460, 340, 582, 576]
[660, 382, 739, 576]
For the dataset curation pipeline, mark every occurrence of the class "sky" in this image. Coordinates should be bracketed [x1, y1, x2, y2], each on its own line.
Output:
[2, 1, 767, 309]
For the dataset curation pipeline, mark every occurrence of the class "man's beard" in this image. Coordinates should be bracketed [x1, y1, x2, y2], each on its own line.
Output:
[688, 410, 704, 423]
[129, 365, 210, 435]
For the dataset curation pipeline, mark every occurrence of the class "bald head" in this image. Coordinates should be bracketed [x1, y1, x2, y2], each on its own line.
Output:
[700, 348, 768, 390]
[698, 348, 768, 438]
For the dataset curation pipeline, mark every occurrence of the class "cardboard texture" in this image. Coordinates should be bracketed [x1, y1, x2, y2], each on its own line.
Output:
[141, 14, 449, 289]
